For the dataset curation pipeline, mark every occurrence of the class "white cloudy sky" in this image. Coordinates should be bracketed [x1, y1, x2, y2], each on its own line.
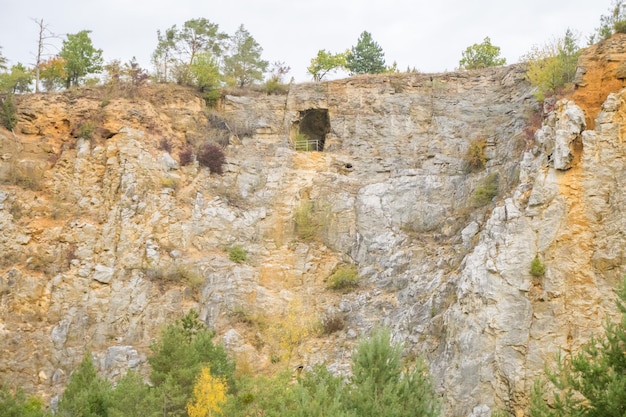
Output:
[0, 0, 613, 82]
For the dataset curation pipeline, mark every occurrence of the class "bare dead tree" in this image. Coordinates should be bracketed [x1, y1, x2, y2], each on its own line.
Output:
[31, 18, 59, 93]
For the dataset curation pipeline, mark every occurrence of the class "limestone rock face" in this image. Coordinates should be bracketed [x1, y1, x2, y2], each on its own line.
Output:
[1, 37, 626, 416]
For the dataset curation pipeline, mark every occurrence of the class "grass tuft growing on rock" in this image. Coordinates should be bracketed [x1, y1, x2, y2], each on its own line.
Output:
[471, 172, 499, 207]
[228, 244, 247, 263]
[327, 264, 360, 291]
[294, 200, 317, 240]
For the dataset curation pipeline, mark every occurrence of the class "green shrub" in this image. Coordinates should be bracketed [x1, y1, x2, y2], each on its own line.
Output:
[348, 328, 440, 417]
[149, 310, 235, 416]
[327, 264, 360, 290]
[459, 36, 506, 70]
[522, 29, 579, 102]
[530, 256, 545, 277]
[294, 200, 317, 240]
[593, 0, 626, 40]
[228, 244, 247, 263]
[471, 173, 499, 207]
[203, 88, 221, 107]
[0, 94, 17, 130]
[0, 386, 47, 417]
[77, 120, 95, 139]
[265, 79, 288, 95]
[57, 353, 112, 417]
[615, 19, 626, 34]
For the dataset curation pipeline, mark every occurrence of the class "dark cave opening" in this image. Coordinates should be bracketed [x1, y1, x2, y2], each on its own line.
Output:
[294, 108, 330, 151]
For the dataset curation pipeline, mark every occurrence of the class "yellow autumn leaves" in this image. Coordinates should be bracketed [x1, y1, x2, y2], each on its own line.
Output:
[187, 366, 228, 417]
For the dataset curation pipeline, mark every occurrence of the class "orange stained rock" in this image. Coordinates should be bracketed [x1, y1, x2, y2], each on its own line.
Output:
[569, 34, 626, 129]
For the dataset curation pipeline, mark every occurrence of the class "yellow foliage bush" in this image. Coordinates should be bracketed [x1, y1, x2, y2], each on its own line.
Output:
[187, 366, 228, 417]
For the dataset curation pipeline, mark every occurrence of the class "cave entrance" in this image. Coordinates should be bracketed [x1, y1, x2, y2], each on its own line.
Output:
[293, 109, 330, 151]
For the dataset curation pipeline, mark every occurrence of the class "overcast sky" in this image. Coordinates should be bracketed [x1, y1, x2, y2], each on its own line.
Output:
[0, 0, 613, 82]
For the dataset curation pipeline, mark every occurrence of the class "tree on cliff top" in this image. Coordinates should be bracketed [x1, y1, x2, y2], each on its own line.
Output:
[152, 18, 228, 84]
[530, 276, 626, 417]
[307, 49, 347, 81]
[346, 31, 386, 75]
[458, 37, 506, 70]
[592, 0, 626, 43]
[0, 46, 7, 71]
[522, 29, 580, 102]
[59, 30, 103, 88]
[223, 24, 268, 88]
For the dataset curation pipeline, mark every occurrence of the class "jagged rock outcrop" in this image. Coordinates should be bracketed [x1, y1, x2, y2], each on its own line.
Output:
[2, 35, 626, 416]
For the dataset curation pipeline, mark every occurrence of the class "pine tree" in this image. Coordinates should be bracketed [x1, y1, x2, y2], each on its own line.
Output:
[57, 352, 112, 417]
[0, 386, 48, 417]
[290, 365, 355, 417]
[348, 328, 440, 417]
[148, 310, 234, 417]
[223, 25, 268, 87]
[345, 31, 386, 75]
[530, 276, 626, 416]
[108, 371, 157, 417]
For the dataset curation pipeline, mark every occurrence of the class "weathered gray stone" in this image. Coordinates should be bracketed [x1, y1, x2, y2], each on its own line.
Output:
[161, 152, 179, 171]
[93, 264, 114, 284]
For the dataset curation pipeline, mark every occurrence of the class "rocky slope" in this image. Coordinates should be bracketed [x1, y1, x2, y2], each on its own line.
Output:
[2, 35, 626, 416]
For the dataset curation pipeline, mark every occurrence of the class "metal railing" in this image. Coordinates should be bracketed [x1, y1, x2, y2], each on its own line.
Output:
[294, 138, 320, 151]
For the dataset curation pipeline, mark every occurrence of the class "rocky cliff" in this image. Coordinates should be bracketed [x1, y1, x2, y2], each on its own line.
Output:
[2, 35, 626, 417]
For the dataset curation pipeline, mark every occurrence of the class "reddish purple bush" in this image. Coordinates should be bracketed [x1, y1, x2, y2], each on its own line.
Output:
[197, 143, 225, 174]
[179, 145, 194, 166]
